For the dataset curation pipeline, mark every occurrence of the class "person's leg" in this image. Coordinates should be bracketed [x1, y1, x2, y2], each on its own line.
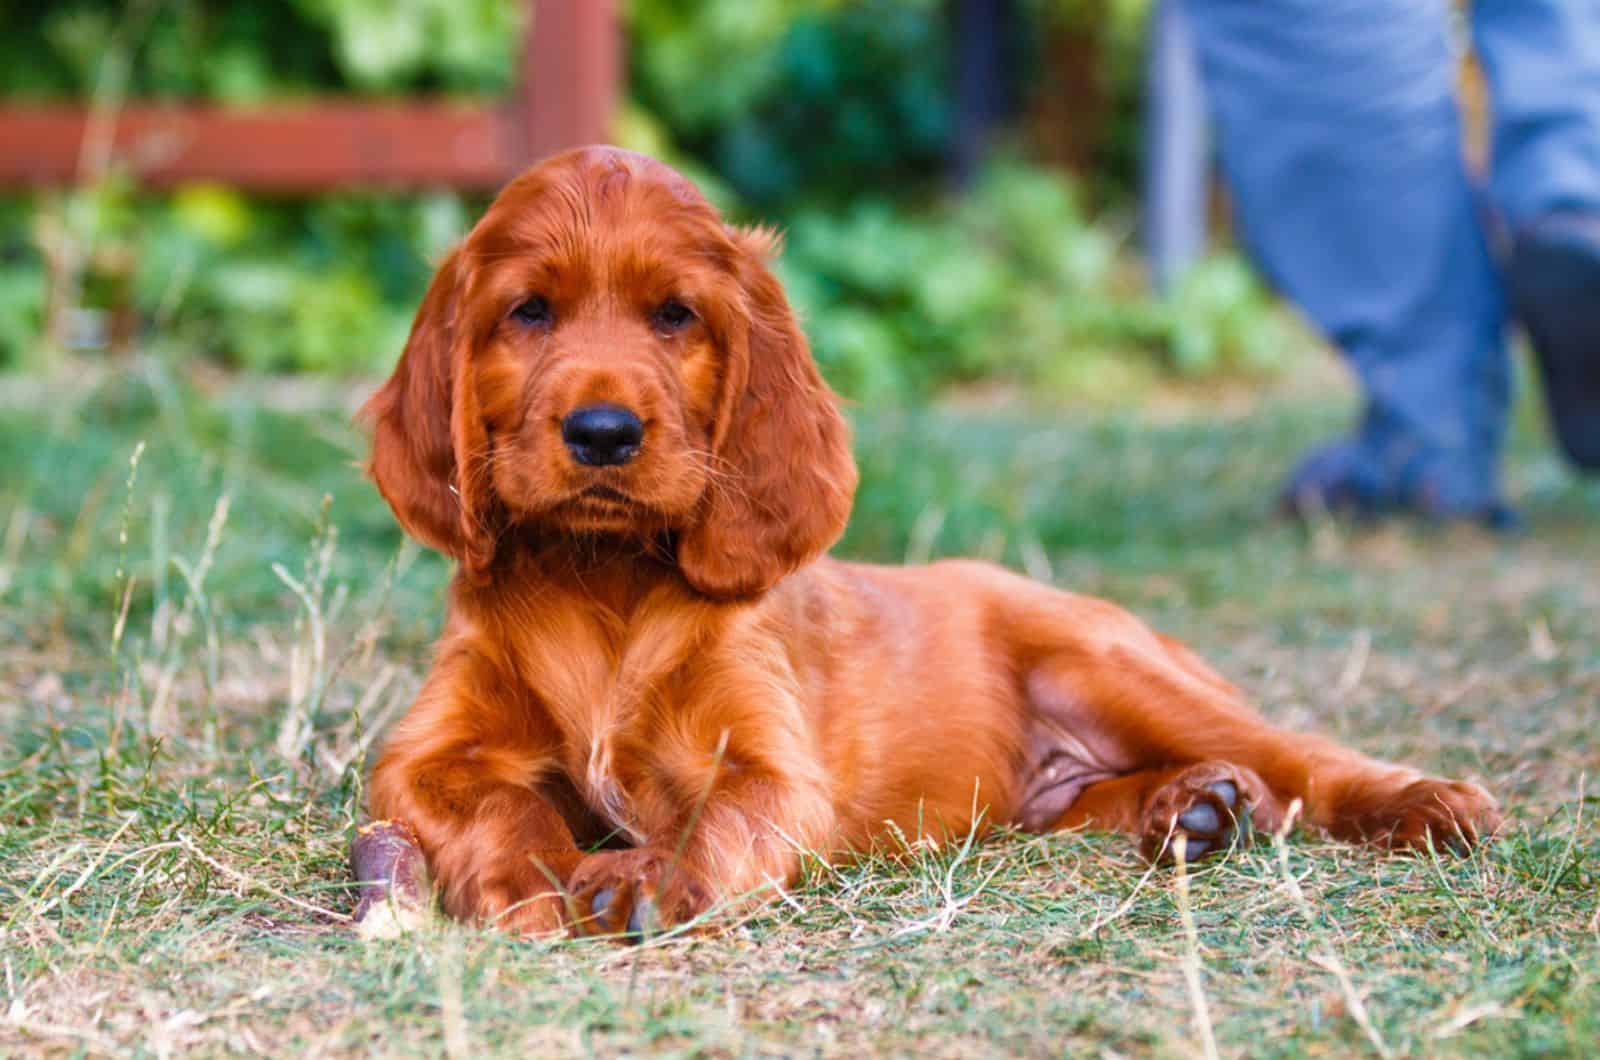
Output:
[1477, 0, 1600, 470]
[1475, 0, 1600, 225]
[1184, 0, 1513, 517]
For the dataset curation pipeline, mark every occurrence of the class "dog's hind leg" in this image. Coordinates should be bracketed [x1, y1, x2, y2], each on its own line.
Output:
[1011, 598, 1499, 857]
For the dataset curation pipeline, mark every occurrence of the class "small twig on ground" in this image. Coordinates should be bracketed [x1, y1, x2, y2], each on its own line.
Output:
[436, 942, 472, 1060]
[24, 815, 138, 924]
[1334, 628, 1371, 699]
[1171, 836, 1220, 1060]
[0, 501, 32, 600]
[177, 834, 350, 924]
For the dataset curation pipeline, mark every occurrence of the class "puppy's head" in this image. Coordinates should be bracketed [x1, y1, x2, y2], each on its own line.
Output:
[363, 147, 857, 598]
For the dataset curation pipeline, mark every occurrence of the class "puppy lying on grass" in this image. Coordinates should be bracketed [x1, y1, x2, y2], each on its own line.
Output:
[351, 147, 1500, 938]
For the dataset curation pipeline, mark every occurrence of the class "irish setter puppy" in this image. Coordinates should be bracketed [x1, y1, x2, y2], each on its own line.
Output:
[362, 147, 1500, 937]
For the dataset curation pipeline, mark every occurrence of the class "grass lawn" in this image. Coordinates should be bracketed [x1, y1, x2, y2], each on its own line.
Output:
[1, 362, 1597, 1057]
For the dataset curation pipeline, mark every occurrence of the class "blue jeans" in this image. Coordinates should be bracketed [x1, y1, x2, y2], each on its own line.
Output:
[1183, 0, 1600, 510]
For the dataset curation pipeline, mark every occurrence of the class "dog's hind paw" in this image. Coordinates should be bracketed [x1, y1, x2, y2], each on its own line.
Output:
[1139, 762, 1284, 863]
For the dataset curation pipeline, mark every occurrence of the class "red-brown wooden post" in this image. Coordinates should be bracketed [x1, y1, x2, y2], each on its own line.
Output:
[517, 0, 623, 167]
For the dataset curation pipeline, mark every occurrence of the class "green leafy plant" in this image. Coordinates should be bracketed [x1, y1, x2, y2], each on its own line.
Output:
[781, 159, 1294, 403]
[135, 189, 469, 373]
[1164, 254, 1295, 377]
[630, 0, 949, 206]
[1, 0, 518, 101]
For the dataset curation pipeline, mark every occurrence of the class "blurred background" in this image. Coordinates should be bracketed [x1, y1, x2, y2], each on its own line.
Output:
[0, 0, 1297, 401]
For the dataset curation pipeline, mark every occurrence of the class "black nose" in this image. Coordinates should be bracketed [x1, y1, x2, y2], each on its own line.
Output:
[561, 404, 643, 466]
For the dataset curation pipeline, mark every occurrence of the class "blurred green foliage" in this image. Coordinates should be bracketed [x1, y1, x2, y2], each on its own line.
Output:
[1, 0, 519, 99]
[0, 0, 1293, 396]
[0, 201, 43, 365]
[146, 186, 470, 373]
[784, 162, 1290, 402]
[4, 176, 469, 375]
[630, 0, 950, 206]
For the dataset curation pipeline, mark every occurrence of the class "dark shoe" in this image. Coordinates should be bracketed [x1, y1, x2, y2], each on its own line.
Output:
[1278, 436, 1519, 530]
[1508, 214, 1600, 472]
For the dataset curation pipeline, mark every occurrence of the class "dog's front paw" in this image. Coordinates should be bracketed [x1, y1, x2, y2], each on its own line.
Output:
[1139, 761, 1283, 863]
[1337, 776, 1501, 853]
[421, 841, 573, 937]
[566, 849, 712, 940]
[455, 869, 567, 937]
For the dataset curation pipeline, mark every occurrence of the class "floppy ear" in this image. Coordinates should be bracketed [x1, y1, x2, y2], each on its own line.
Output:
[360, 248, 498, 581]
[677, 227, 858, 598]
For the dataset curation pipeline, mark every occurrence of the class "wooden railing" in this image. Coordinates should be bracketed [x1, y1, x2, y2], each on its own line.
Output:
[0, 0, 621, 192]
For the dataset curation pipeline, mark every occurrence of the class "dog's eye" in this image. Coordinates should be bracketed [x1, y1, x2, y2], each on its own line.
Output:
[511, 296, 552, 328]
[652, 299, 695, 333]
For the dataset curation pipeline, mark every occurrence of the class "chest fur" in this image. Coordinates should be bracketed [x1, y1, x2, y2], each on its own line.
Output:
[504, 589, 728, 840]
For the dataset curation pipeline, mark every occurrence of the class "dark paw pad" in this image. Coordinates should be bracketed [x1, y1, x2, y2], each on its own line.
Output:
[587, 885, 657, 941]
[626, 895, 657, 937]
[1144, 764, 1262, 864]
[1177, 802, 1220, 834]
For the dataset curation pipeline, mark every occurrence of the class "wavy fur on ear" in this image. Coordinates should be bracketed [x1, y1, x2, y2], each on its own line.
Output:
[361, 249, 497, 580]
[676, 226, 859, 599]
